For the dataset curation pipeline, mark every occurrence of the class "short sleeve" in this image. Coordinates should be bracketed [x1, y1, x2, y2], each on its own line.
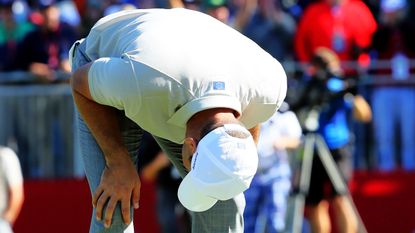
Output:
[88, 57, 139, 110]
[0, 147, 23, 186]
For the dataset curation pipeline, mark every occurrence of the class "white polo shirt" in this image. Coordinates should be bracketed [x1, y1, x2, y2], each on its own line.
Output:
[85, 8, 287, 143]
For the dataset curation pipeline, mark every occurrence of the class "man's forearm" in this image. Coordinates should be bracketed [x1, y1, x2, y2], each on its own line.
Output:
[71, 63, 130, 164]
[73, 89, 141, 226]
[72, 90, 131, 164]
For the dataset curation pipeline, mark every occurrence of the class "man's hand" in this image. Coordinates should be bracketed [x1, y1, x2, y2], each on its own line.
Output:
[92, 155, 141, 228]
[72, 62, 140, 228]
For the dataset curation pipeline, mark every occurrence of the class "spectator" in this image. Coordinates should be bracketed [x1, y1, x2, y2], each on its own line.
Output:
[16, 0, 77, 82]
[0, 0, 33, 177]
[278, 0, 312, 21]
[56, 0, 82, 28]
[200, 0, 255, 31]
[244, 102, 302, 233]
[0, 146, 24, 233]
[103, 0, 137, 16]
[370, 0, 415, 171]
[202, 0, 231, 25]
[0, 0, 34, 71]
[294, 0, 377, 66]
[241, 0, 297, 61]
[290, 47, 371, 233]
[181, 0, 201, 11]
[77, 1, 104, 38]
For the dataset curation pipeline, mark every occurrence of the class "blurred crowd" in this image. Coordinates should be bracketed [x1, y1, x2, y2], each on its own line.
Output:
[1, 0, 414, 174]
[0, 0, 414, 232]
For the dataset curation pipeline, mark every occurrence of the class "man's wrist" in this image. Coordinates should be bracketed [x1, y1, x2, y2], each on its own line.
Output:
[104, 149, 132, 167]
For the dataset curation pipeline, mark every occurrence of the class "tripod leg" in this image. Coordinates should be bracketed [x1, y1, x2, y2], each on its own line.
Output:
[291, 134, 315, 233]
[314, 135, 368, 233]
[314, 136, 348, 193]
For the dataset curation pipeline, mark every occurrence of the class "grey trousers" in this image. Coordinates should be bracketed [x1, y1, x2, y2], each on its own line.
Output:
[70, 39, 245, 233]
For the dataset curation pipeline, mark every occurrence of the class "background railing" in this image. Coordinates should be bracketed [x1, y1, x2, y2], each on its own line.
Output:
[0, 71, 83, 178]
[1, 59, 414, 178]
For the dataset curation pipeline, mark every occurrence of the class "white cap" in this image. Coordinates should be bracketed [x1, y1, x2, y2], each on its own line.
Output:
[381, 0, 407, 13]
[178, 124, 258, 212]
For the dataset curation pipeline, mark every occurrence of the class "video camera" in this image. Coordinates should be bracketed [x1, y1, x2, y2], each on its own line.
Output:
[289, 48, 357, 132]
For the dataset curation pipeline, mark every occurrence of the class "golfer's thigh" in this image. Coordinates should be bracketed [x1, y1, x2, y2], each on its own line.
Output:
[191, 193, 245, 233]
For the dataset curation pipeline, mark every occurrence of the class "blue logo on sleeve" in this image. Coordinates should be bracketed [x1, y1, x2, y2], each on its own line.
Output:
[213, 81, 225, 90]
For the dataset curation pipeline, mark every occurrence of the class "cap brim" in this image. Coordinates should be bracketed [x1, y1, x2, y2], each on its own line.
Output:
[178, 173, 218, 212]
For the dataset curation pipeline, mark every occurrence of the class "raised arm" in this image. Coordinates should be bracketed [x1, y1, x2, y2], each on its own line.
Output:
[70, 63, 140, 228]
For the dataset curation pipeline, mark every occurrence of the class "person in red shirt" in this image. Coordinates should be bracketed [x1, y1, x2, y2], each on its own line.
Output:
[294, 0, 377, 65]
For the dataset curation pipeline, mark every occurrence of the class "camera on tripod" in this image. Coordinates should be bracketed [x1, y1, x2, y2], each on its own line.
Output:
[289, 47, 356, 133]
[288, 48, 369, 233]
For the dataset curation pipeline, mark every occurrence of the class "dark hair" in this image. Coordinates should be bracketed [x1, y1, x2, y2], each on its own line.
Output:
[199, 120, 221, 140]
[199, 119, 246, 141]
